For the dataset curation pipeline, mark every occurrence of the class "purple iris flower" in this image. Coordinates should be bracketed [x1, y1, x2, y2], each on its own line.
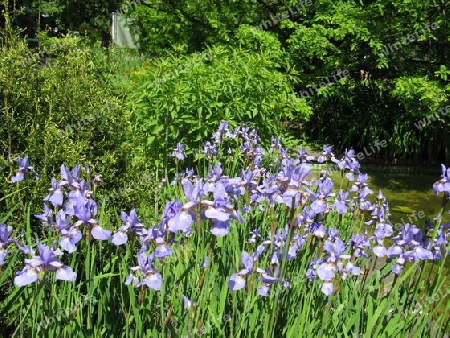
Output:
[209, 182, 242, 236]
[321, 282, 334, 296]
[229, 274, 246, 291]
[171, 143, 186, 161]
[388, 245, 404, 258]
[255, 242, 270, 258]
[10, 156, 40, 182]
[257, 176, 279, 206]
[285, 162, 311, 184]
[270, 137, 281, 152]
[316, 239, 360, 295]
[372, 245, 406, 274]
[59, 164, 81, 190]
[35, 204, 54, 226]
[168, 180, 240, 236]
[203, 141, 217, 159]
[297, 207, 315, 227]
[317, 263, 336, 281]
[390, 225, 434, 261]
[270, 136, 287, 159]
[317, 145, 335, 163]
[376, 190, 386, 201]
[247, 228, 261, 244]
[251, 146, 265, 166]
[296, 148, 315, 163]
[73, 201, 95, 226]
[125, 252, 162, 291]
[210, 220, 232, 237]
[257, 285, 271, 297]
[68, 180, 91, 205]
[240, 140, 252, 155]
[345, 161, 360, 181]
[112, 230, 128, 246]
[90, 225, 111, 240]
[166, 180, 203, 233]
[255, 268, 279, 297]
[370, 204, 390, 224]
[338, 262, 361, 280]
[51, 210, 81, 253]
[334, 190, 349, 214]
[373, 223, 393, 241]
[372, 246, 388, 258]
[59, 226, 82, 253]
[431, 228, 448, 252]
[318, 178, 334, 195]
[218, 120, 228, 132]
[183, 178, 206, 201]
[161, 200, 182, 227]
[349, 234, 370, 258]
[277, 160, 297, 183]
[306, 259, 323, 282]
[323, 238, 351, 262]
[350, 173, 368, 192]
[74, 201, 111, 240]
[317, 263, 337, 296]
[335, 149, 360, 180]
[310, 178, 334, 214]
[286, 235, 304, 260]
[0, 223, 16, 265]
[112, 209, 145, 246]
[213, 121, 235, 142]
[201, 256, 208, 269]
[404, 246, 434, 261]
[43, 178, 64, 207]
[391, 262, 404, 274]
[277, 161, 312, 208]
[14, 242, 77, 286]
[392, 224, 423, 247]
[53, 209, 70, 230]
[310, 222, 326, 238]
[167, 212, 194, 234]
[433, 164, 450, 195]
[153, 237, 173, 259]
[229, 251, 254, 291]
[206, 163, 225, 186]
[183, 295, 195, 309]
[357, 186, 373, 210]
[359, 186, 373, 199]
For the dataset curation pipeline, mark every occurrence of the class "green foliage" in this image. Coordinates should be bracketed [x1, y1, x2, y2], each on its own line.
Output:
[391, 76, 447, 113]
[306, 75, 450, 164]
[6, 0, 450, 163]
[117, 0, 450, 164]
[283, 0, 449, 163]
[128, 0, 264, 55]
[126, 45, 311, 176]
[0, 32, 137, 223]
[234, 24, 284, 62]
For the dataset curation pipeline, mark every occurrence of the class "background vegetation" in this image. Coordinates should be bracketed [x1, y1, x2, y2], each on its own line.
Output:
[2, 0, 449, 163]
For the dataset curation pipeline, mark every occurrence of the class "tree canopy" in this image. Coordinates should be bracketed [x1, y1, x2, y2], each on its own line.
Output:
[2, 0, 449, 163]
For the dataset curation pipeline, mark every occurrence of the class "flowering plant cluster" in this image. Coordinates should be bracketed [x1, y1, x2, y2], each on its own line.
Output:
[2, 122, 450, 337]
[4, 162, 108, 285]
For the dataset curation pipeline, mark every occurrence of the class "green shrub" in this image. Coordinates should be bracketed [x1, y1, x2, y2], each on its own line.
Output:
[0, 32, 139, 224]
[126, 45, 312, 178]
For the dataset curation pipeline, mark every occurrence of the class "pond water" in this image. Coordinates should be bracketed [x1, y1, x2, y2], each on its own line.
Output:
[359, 170, 449, 226]
[313, 166, 450, 226]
